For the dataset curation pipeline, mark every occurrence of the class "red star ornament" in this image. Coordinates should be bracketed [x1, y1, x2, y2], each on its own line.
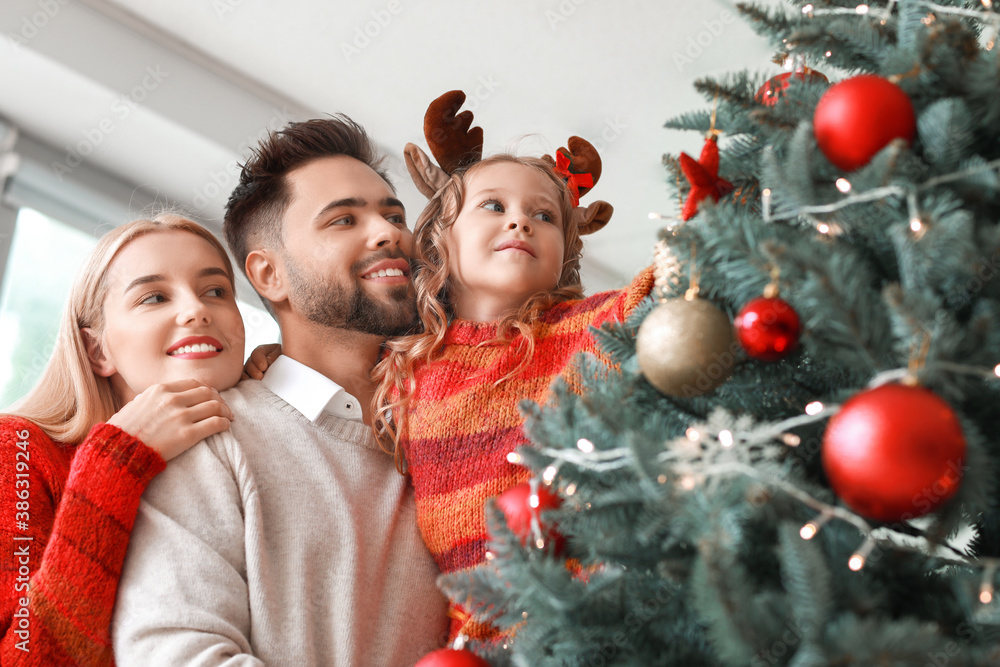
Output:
[679, 136, 733, 220]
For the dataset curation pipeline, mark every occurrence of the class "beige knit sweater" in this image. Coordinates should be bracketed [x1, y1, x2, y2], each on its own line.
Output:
[112, 380, 449, 666]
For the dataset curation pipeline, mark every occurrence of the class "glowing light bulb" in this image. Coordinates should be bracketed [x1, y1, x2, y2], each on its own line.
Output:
[565, 483, 577, 496]
[686, 428, 701, 442]
[657, 474, 668, 484]
[910, 218, 922, 232]
[825, 50, 833, 57]
[529, 494, 540, 509]
[577, 438, 595, 453]
[507, 452, 522, 464]
[802, 3, 814, 13]
[817, 223, 831, 234]
[719, 430, 734, 448]
[805, 401, 824, 416]
[800, 522, 819, 540]
[782, 433, 802, 447]
[856, 4, 870, 14]
[836, 178, 852, 193]
[535, 538, 545, 549]
[485, 550, 495, 561]
[680, 475, 697, 491]
[849, 539, 875, 571]
[981, 585, 994, 605]
[543, 466, 558, 483]
[994, 364, 1000, 378]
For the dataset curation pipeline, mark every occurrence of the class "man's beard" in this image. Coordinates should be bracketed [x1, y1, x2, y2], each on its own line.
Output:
[284, 251, 418, 337]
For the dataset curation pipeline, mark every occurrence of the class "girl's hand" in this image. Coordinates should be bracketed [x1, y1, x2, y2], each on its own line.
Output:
[107, 379, 235, 461]
[242, 343, 282, 380]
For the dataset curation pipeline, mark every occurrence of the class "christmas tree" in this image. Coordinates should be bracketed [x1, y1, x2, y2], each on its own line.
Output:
[436, 1, 1000, 665]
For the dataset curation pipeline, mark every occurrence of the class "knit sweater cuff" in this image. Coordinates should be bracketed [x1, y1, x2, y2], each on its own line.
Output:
[622, 267, 656, 319]
[69, 423, 166, 510]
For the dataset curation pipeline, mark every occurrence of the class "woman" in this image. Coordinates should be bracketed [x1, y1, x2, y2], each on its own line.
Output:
[0, 213, 245, 666]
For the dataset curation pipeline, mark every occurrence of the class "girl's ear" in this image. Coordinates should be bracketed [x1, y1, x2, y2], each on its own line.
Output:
[80, 327, 116, 377]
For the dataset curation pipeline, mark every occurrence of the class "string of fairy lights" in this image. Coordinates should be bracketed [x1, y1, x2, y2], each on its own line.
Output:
[761, 156, 1000, 238]
[515, 356, 1000, 602]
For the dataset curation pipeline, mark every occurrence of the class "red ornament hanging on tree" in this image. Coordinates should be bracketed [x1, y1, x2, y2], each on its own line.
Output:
[813, 74, 916, 172]
[735, 296, 801, 361]
[493, 481, 565, 554]
[821, 383, 966, 523]
[679, 135, 734, 220]
[755, 67, 828, 106]
[414, 648, 491, 667]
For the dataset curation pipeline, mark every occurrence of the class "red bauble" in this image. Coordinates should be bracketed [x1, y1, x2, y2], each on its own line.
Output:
[813, 75, 916, 172]
[414, 648, 491, 667]
[755, 68, 828, 106]
[822, 384, 966, 523]
[734, 297, 801, 361]
[493, 482, 565, 554]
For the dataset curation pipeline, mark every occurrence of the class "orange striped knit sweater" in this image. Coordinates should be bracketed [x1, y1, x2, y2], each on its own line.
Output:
[400, 268, 654, 639]
[0, 417, 165, 666]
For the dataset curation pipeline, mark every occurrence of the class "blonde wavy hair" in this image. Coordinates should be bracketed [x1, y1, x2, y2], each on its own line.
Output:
[373, 154, 585, 472]
[3, 214, 235, 445]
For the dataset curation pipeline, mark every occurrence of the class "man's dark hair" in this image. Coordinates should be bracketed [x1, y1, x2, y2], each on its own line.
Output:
[223, 115, 393, 281]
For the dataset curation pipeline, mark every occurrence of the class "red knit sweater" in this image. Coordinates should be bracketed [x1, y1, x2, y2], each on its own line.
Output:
[400, 269, 654, 638]
[0, 417, 165, 666]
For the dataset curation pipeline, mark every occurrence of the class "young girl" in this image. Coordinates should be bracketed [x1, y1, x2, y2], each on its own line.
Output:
[376, 149, 652, 639]
[0, 214, 244, 665]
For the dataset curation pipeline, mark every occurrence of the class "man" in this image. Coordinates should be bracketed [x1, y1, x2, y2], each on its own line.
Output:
[113, 117, 449, 665]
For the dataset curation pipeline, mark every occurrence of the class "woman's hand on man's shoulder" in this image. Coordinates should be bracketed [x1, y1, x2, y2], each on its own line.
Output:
[108, 379, 235, 462]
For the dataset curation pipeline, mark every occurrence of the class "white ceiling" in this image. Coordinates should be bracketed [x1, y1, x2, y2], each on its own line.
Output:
[0, 0, 775, 291]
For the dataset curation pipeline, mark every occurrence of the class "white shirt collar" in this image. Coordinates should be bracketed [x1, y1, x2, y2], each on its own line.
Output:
[261, 355, 364, 423]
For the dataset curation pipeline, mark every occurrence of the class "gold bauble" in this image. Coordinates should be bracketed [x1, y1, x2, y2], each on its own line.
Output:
[636, 297, 736, 397]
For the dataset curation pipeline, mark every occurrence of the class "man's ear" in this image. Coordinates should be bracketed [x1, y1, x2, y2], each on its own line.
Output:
[80, 327, 116, 377]
[245, 249, 289, 305]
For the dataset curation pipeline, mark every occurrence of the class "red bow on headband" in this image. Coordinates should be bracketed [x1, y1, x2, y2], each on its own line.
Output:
[554, 151, 594, 208]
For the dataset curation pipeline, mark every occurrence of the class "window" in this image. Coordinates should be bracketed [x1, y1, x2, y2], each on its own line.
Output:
[0, 208, 96, 409]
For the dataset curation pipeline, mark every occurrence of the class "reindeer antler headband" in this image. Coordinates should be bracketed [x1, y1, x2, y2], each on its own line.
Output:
[403, 90, 613, 235]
